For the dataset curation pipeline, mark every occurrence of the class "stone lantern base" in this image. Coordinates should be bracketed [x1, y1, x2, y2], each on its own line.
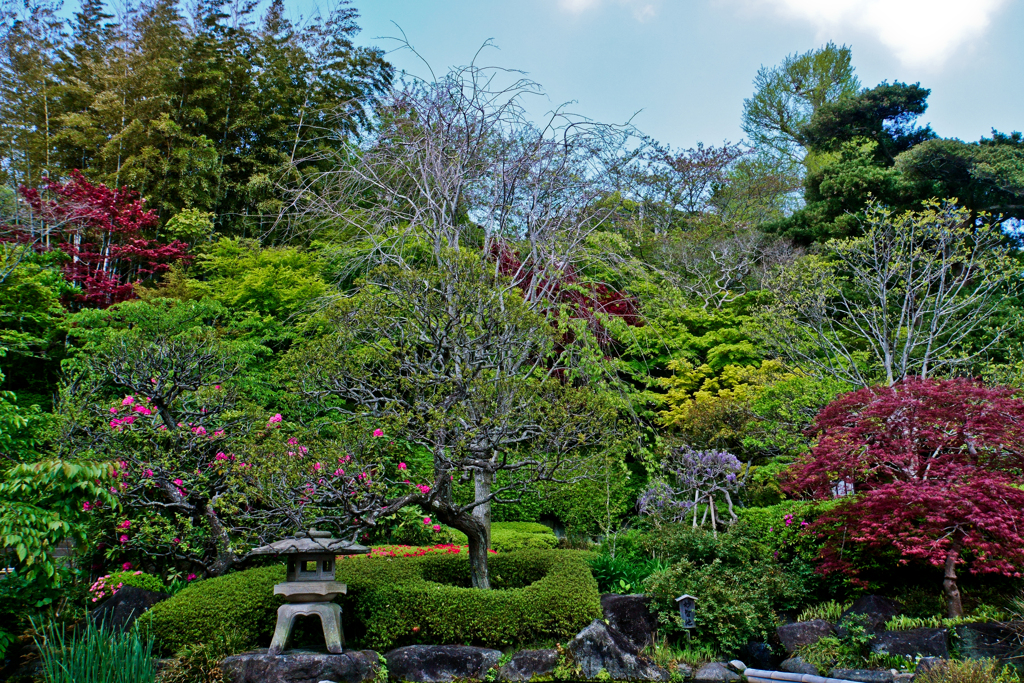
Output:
[268, 602, 344, 655]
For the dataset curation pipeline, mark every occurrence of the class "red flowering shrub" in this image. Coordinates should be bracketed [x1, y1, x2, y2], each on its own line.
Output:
[789, 377, 1024, 616]
[346, 544, 498, 559]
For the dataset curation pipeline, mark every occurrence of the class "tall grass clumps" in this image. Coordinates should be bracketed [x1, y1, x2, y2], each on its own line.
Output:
[33, 618, 156, 683]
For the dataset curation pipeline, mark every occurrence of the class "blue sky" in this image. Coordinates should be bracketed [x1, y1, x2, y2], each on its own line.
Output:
[334, 0, 1023, 151]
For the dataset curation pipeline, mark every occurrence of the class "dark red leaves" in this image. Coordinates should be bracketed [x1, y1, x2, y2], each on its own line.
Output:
[789, 377, 1024, 578]
[8, 170, 191, 307]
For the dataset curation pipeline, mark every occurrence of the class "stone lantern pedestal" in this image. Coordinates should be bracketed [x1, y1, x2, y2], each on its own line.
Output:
[250, 529, 369, 655]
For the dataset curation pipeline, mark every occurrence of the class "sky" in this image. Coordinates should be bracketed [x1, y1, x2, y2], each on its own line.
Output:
[326, 0, 1024, 151]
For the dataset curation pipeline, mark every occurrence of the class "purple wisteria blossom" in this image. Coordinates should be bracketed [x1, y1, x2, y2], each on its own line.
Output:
[638, 447, 745, 534]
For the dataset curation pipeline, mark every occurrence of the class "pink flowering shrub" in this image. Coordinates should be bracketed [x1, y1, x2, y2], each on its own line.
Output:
[89, 570, 166, 601]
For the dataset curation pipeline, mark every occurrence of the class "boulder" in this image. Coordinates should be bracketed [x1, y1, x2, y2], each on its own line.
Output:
[955, 621, 1023, 665]
[220, 649, 380, 683]
[779, 657, 818, 675]
[916, 658, 947, 675]
[385, 645, 502, 682]
[89, 586, 170, 632]
[693, 662, 740, 683]
[567, 619, 670, 681]
[675, 663, 694, 680]
[870, 628, 948, 659]
[727, 660, 747, 674]
[830, 668, 894, 683]
[777, 620, 833, 653]
[601, 594, 659, 650]
[839, 596, 903, 634]
[496, 650, 559, 682]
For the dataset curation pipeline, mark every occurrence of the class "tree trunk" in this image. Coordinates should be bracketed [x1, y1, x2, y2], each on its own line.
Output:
[943, 541, 964, 618]
[466, 531, 491, 589]
[473, 469, 493, 550]
[204, 500, 237, 577]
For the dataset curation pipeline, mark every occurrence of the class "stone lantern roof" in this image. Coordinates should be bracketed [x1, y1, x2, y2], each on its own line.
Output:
[250, 529, 370, 557]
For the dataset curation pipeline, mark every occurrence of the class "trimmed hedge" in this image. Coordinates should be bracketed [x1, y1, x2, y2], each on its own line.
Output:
[337, 549, 600, 649]
[449, 522, 558, 552]
[145, 565, 285, 654]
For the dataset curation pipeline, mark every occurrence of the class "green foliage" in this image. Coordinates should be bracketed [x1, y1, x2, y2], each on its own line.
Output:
[642, 526, 808, 656]
[33, 617, 156, 683]
[796, 614, 873, 673]
[164, 209, 216, 243]
[189, 238, 328, 318]
[336, 550, 601, 649]
[796, 600, 849, 623]
[914, 659, 1020, 683]
[450, 522, 558, 552]
[159, 629, 248, 683]
[146, 565, 285, 654]
[588, 553, 669, 594]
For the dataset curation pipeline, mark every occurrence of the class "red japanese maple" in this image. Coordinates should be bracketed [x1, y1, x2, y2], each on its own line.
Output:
[788, 377, 1024, 617]
[10, 170, 190, 307]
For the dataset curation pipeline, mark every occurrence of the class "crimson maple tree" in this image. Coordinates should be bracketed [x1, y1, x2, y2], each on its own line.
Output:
[7, 170, 190, 307]
[789, 377, 1024, 617]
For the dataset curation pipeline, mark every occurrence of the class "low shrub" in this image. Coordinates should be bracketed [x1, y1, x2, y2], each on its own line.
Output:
[588, 553, 669, 594]
[449, 522, 558, 552]
[796, 614, 873, 674]
[336, 549, 600, 649]
[915, 659, 1020, 683]
[89, 570, 167, 603]
[145, 565, 285, 654]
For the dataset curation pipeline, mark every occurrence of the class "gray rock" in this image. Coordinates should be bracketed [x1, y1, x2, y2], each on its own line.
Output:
[955, 621, 1024, 665]
[727, 660, 747, 673]
[693, 662, 741, 683]
[220, 649, 380, 683]
[871, 629, 948, 659]
[567, 619, 670, 681]
[675, 663, 694, 680]
[601, 594, 659, 650]
[780, 657, 818, 675]
[777, 620, 833, 653]
[385, 645, 502, 682]
[497, 650, 559, 682]
[89, 586, 170, 632]
[894, 674, 914, 683]
[839, 596, 903, 634]
[830, 668, 895, 683]
[916, 657, 947, 675]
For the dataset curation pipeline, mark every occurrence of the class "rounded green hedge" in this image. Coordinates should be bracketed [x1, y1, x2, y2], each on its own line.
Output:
[145, 564, 285, 654]
[337, 549, 600, 649]
[449, 522, 558, 552]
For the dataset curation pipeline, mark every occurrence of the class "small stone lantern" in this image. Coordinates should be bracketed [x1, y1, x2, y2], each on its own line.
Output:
[675, 594, 697, 629]
[250, 529, 369, 654]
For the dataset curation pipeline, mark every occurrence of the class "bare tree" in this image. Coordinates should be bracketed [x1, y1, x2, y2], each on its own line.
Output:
[758, 200, 1020, 387]
[278, 255, 620, 588]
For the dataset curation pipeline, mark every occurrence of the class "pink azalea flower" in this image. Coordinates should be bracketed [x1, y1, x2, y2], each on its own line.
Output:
[215, 452, 228, 461]
[143, 469, 153, 478]
[122, 562, 132, 571]
[432, 525, 441, 532]
[118, 520, 131, 529]
[172, 538, 180, 544]
[109, 407, 118, 414]
[119, 535, 129, 544]
[193, 426, 207, 436]
[187, 573, 197, 581]
[150, 378, 157, 384]
[299, 446, 308, 455]
[122, 415, 135, 425]
[109, 419, 121, 428]
[287, 437, 298, 445]
[82, 502, 91, 511]
[334, 468, 344, 477]
[398, 462, 407, 470]
[268, 413, 283, 424]
[215, 385, 221, 390]
[213, 430, 225, 437]
[418, 484, 431, 494]
[173, 478, 184, 486]
[313, 462, 323, 471]
[372, 428, 384, 438]
[122, 396, 135, 406]
[423, 517, 431, 524]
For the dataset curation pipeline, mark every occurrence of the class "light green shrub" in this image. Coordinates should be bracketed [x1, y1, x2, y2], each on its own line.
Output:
[449, 521, 558, 552]
[145, 565, 285, 654]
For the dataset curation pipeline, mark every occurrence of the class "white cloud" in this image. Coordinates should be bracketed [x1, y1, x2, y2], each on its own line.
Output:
[750, 0, 1007, 67]
[559, 0, 658, 21]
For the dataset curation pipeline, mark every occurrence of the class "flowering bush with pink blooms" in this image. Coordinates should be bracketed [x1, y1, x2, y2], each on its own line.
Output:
[88, 570, 167, 602]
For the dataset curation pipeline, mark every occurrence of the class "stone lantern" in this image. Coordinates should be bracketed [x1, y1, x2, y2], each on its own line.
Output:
[250, 529, 369, 655]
